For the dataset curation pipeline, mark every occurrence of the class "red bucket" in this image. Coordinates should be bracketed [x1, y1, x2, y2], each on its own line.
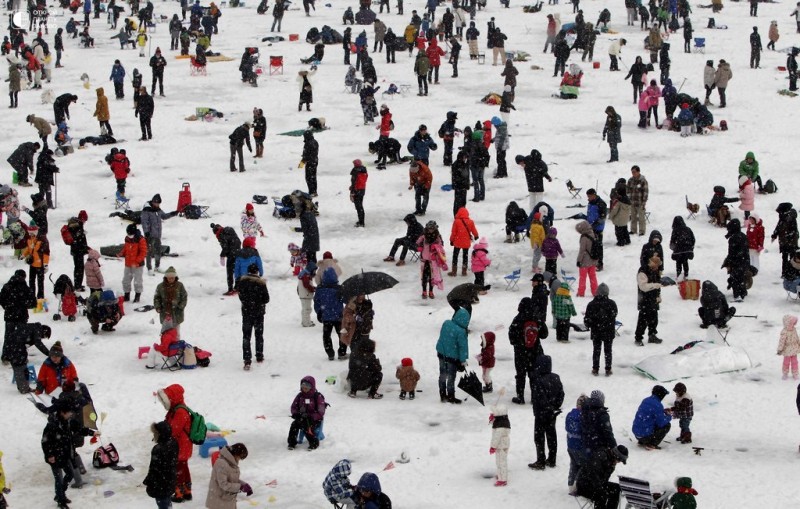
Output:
[592, 61, 600, 69]
[288, 34, 299, 41]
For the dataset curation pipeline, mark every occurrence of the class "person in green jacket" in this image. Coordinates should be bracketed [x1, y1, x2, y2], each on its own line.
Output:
[435, 307, 470, 404]
[669, 477, 698, 509]
[738, 151, 762, 192]
[552, 282, 577, 342]
[154, 267, 188, 335]
[414, 50, 430, 96]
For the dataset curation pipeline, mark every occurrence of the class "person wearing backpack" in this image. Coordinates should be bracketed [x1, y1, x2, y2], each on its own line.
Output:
[288, 376, 327, 450]
[528, 355, 565, 470]
[508, 297, 548, 405]
[575, 220, 599, 298]
[157, 384, 196, 503]
[64, 211, 89, 292]
[143, 421, 178, 509]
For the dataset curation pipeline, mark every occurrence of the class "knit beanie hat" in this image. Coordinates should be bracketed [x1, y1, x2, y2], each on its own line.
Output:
[245, 203, 254, 212]
[126, 223, 137, 235]
[151, 194, 162, 204]
[323, 251, 333, 259]
[591, 389, 605, 406]
[401, 357, 413, 367]
[652, 385, 669, 400]
[243, 237, 256, 249]
[164, 266, 177, 277]
[50, 341, 64, 357]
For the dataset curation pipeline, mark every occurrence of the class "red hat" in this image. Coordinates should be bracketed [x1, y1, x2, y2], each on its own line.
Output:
[245, 203, 254, 212]
[681, 103, 689, 109]
[323, 251, 333, 259]
[78, 210, 88, 222]
[353, 159, 362, 167]
[243, 237, 256, 248]
[533, 212, 541, 221]
[401, 357, 413, 367]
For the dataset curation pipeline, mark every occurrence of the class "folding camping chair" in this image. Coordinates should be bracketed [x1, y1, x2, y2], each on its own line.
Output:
[572, 494, 593, 509]
[615, 320, 623, 337]
[645, 211, 651, 224]
[566, 179, 583, 200]
[114, 191, 130, 210]
[560, 268, 577, 291]
[504, 268, 522, 291]
[190, 57, 207, 76]
[182, 204, 210, 219]
[408, 247, 421, 263]
[618, 475, 671, 509]
[269, 55, 284, 75]
[685, 195, 698, 219]
[160, 341, 187, 371]
[693, 37, 705, 54]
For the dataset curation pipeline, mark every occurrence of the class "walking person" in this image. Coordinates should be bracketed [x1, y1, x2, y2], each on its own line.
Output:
[135, 87, 154, 140]
[118, 223, 147, 302]
[238, 263, 269, 369]
[448, 207, 479, 277]
[157, 384, 195, 503]
[205, 443, 253, 506]
[349, 160, 368, 227]
[714, 59, 732, 107]
[409, 160, 432, 216]
[143, 421, 178, 509]
[584, 283, 617, 376]
[528, 355, 565, 470]
[575, 220, 599, 297]
[313, 267, 347, 360]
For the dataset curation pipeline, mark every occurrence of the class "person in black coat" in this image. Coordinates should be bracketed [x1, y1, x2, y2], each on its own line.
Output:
[508, 297, 548, 405]
[212, 223, 242, 294]
[698, 280, 734, 328]
[229, 122, 252, 173]
[451, 149, 471, 216]
[252, 108, 267, 158]
[385, 214, 423, 264]
[384, 28, 397, 64]
[576, 445, 627, 509]
[669, 216, 695, 279]
[772, 203, 799, 278]
[0, 270, 37, 363]
[53, 93, 77, 124]
[584, 283, 618, 376]
[624, 55, 648, 103]
[347, 338, 383, 398]
[34, 149, 59, 209]
[66, 212, 89, 291]
[722, 219, 749, 301]
[301, 131, 319, 197]
[7, 322, 51, 393]
[659, 42, 671, 84]
[528, 354, 564, 469]
[25, 192, 49, 235]
[635, 254, 663, 345]
[530, 273, 550, 321]
[294, 201, 320, 263]
[6, 141, 40, 186]
[581, 390, 617, 453]
[143, 421, 178, 507]
[505, 201, 528, 242]
[639, 230, 664, 272]
[135, 87, 155, 140]
[517, 150, 551, 211]
[149, 48, 167, 96]
[553, 34, 571, 77]
[238, 264, 270, 368]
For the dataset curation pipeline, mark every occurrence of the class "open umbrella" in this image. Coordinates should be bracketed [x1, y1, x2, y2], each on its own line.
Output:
[457, 371, 485, 406]
[341, 271, 399, 302]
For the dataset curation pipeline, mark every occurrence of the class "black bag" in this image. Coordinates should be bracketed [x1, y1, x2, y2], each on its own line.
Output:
[252, 195, 269, 205]
[183, 205, 203, 220]
[763, 179, 778, 194]
[582, 234, 602, 261]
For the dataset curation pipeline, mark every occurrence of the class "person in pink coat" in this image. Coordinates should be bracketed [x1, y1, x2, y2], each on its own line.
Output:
[84, 248, 105, 293]
[645, 80, 662, 127]
[738, 175, 755, 220]
[417, 221, 447, 299]
[425, 38, 446, 84]
[470, 237, 492, 287]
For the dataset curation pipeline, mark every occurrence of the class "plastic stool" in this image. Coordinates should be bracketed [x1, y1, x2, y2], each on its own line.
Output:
[11, 364, 37, 384]
[297, 421, 325, 444]
[199, 436, 228, 458]
[138, 346, 151, 359]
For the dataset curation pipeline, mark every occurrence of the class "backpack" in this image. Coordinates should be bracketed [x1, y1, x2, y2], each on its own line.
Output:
[763, 179, 778, 194]
[60, 223, 74, 245]
[183, 204, 203, 220]
[175, 404, 208, 445]
[92, 443, 120, 468]
[523, 320, 539, 349]
[583, 234, 601, 261]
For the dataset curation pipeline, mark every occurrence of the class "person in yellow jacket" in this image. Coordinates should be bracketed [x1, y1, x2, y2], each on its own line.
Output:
[137, 29, 148, 57]
[21, 224, 50, 299]
[528, 212, 546, 273]
[93, 87, 113, 136]
[404, 24, 417, 56]
[0, 450, 10, 509]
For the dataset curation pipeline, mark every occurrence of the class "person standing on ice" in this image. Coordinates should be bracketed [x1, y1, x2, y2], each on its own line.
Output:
[229, 122, 252, 173]
[300, 130, 319, 197]
[349, 159, 368, 227]
[489, 404, 510, 486]
[142, 194, 177, 276]
[602, 106, 621, 163]
[211, 223, 241, 296]
[135, 87, 154, 141]
[528, 354, 564, 470]
[157, 384, 195, 503]
[143, 421, 178, 509]
[240, 203, 265, 242]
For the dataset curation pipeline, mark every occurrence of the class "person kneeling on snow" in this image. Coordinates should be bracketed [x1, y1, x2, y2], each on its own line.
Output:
[632, 385, 672, 450]
[146, 322, 181, 369]
[86, 289, 122, 334]
[698, 280, 734, 329]
[347, 338, 384, 399]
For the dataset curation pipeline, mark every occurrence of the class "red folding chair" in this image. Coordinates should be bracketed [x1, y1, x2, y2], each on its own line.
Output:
[269, 55, 283, 75]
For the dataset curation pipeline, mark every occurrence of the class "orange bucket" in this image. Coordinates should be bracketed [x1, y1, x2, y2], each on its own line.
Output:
[289, 34, 299, 41]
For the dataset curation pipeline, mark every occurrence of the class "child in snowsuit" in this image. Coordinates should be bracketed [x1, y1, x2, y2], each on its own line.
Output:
[241, 203, 265, 241]
[84, 248, 105, 294]
[552, 282, 577, 342]
[677, 102, 694, 137]
[670, 382, 694, 443]
[669, 477, 698, 509]
[471, 237, 491, 287]
[297, 262, 317, 327]
[489, 404, 510, 487]
[109, 148, 131, 200]
[541, 227, 565, 275]
[288, 242, 308, 276]
[288, 376, 326, 450]
[528, 213, 546, 272]
[778, 315, 800, 380]
[395, 357, 420, 400]
[478, 331, 496, 392]
[746, 214, 764, 270]
[322, 459, 355, 506]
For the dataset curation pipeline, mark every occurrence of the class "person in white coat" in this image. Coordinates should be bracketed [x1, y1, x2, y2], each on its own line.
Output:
[489, 404, 511, 487]
[608, 38, 626, 71]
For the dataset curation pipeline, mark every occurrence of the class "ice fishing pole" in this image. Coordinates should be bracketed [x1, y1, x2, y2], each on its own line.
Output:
[677, 77, 688, 93]
[732, 314, 758, 319]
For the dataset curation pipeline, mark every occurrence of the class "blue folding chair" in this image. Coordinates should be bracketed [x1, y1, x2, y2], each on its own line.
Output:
[504, 269, 522, 291]
[560, 268, 577, 291]
[693, 37, 706, 53]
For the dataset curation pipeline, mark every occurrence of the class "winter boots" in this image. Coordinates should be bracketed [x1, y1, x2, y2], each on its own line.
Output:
[647, 334, 663, 344]
[678, 431, 692, 444]
[482, 383, 493, 393]
[461, 266, 468, 276]
[172, 483, 192, 503]
[123, 292, 130, 302]
[504, 234, 514, 243]
[528, 461, 546, 470]
[512, 394, 525, 405]
[447, 267, 457, 277]
[133, 292, 141, 303]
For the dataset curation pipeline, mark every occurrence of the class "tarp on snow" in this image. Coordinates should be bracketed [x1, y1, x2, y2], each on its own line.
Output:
[633, 341, 753, 382]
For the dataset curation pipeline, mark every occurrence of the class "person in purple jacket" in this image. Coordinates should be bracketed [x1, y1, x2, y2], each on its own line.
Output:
[288, 376, 327, 451]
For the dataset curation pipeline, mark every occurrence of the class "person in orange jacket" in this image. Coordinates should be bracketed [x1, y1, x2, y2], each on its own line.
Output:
[409, 160, 433, 215]
[449, 207, 479, 276]
[425, 38, 445, 84]
[117, 223, 147, 302]
[35, 341, 79, 395]
[21, 223, 49, 298]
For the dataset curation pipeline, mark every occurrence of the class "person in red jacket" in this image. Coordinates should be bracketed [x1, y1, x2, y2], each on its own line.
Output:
[425, 38, 445, 84]
[35, 341, 79, 395]
[409, 160, 433, 215]
[378, 104, 392, 138]
[482, 120, 493, 149]
[145, 322, 180, 369]
[544, 14, 557, 53]
[350, 160, 368, 227]
[117, 224, 148, 302]
[109, 149, 131, 200]
[449, 207, 479, 276]
[746, 214, 765, 271]
[157, 384, 194, 503]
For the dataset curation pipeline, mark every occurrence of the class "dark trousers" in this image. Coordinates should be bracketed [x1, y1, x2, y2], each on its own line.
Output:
[545, 258, 557, 275]
[29, 266, 45, 298]
[749, 3, 757, 16]
[609, 54, 618, 71]
[113, 81, 124, 98]
[55, 49, 62, 66]
[717, 86, 727, 107]
[638, 110, 648, 128]
[151, 73, 164, 95]
[386, 46, 395, 63]
[421, 261, 433, 291]
[415, 186, 430, 214]
[438, 357, 458, 396]
[495, 148, 507, 177]
[242, 313, 265, 363]
[513, 345, 527, 398]
[592, 337, 613, 371]
[230, 143, 245, 171]
[554, 58, 566, 76]
[660, 65, 670, 85]
[556, 318, 571, 341]
[38, 183, 53, 209]
[344, 47, 350, 64]
[9, 91, 18, 108]
[139, 115, 152, 139]
[373, 40, 384, 52]
[417, 75, 428, 94]
[578, 481, 620, 509]
[728, 265, 747, 299]
[427, 65, 439, 83]
[635, 306, 659, 341]
[322, 321, 345, 358]
[648, 105, 660, 126]
[353, 191, 365, 225]
[451, 247, 468, 270]
[390, 238, 414, 260]
[674, 253, 690, 276]
[614, 225, 630, 246]
[12, 363, 32, 392]
[146, 236, 162, 271]
[352, 370, 383, 395]
[451, 55, 458, 76]
[453, 189, 467, 216]
[637, 422, 671, 447]
[750, 48, 760, 68]
[534, 412, 558, 462]
[443, 139, 454, 166]
[595, 231, 604, 266]
[305, 161, 318, 195]
[226, 256, 236, 291]
[2, 322, 21, 362]
[50, 462, 75, 504]
[73, 253, 85, 288]
[608, 142, 618, 162]
[704, 84, 714, 100]
[474, 271, 484, 287]
[288, 418, 319, 448]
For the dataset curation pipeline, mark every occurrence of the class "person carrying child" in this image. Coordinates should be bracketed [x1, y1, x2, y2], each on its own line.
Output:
[478, 331, 495, 393]
[552, 282, 577, 342]
[778, 315, 800, 380]
[489, 404, 510, 487]
[288, 376, 326, 450]
[470, 237, 491, 287]
[670, 382, 694, 443]
[297, 262, 317, 327]
[395, 357, 420, 400]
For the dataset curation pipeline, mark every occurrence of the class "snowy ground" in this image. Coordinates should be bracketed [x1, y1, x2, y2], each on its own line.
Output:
[2, 0, 800, 507]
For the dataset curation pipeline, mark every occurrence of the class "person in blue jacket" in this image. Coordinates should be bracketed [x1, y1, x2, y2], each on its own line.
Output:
[354, 472, 392, 508]
[109, 60, 126, 99]
[586, 189, 607, 270]
[566, 394, 587, 494]
[313, 268, 347, 360]
[632, 385, 672, 449]
[435, 307, 470, 404]
[354, 30, 368, 70]
[407, 124, 438, 166]
[234, 237, 263, 284]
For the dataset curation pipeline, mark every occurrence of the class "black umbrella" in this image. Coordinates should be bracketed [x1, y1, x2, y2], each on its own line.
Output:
[341, 271, 399, 302]
[457, 371, 485, 406]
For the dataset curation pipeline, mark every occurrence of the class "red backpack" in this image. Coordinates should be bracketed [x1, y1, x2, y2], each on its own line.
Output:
[60, 224, 74, 245]
[523, 321, 539, 349]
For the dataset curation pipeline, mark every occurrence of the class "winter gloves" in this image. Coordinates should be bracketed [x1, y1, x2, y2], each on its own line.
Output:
[240, 482, 253, 496]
